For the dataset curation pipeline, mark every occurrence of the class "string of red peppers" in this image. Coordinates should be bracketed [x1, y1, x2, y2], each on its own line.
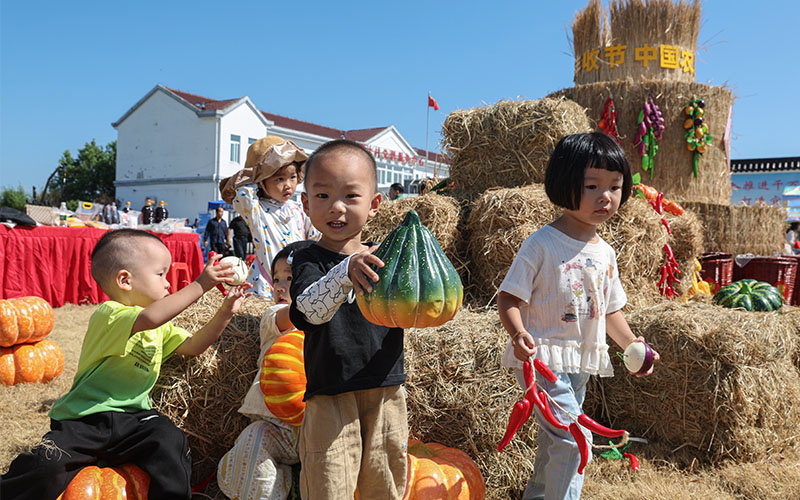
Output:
[598, 96, 621, 144]
[648, 195, 681, 298]
[498, 359, 632, 474]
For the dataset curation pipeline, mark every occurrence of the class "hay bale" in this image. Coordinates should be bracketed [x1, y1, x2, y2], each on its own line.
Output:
[151, 292, 268, 485]
[682, 202, 785, 256]
[466, 185, 703, 305]
[572, 0, 701, 85]
[362, 193, 463, 262]
[404, 307, 534, 499]
[441, 98, 593, 197]
[550, 80, 735, 205]
[585, 301, 800, 463]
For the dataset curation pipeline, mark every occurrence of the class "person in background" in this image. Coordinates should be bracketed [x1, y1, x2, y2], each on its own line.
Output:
[388, 182, 406, 201]
[783, 221, 800, 255]
[219, 136, 319, 299]
[204, 206, 228, 255]
[228, 214, 252, 260]
[192, 218, 199, 229]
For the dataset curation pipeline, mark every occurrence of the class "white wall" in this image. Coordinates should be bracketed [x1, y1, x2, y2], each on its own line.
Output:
[116, 91, 217, 181]
[218, 102, 270, 179]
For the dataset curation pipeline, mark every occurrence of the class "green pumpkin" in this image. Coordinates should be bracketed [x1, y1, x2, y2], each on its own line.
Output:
[712, 279, 783, 312]
[357, 209, 463, 328]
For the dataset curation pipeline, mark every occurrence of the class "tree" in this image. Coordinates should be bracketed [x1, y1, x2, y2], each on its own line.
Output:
[0, 185, 27, 211]
[45, 140, 116, 205]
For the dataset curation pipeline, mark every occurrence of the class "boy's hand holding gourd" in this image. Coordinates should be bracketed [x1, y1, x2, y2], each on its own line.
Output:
[197, 253, 236, 291]
[349, 246, 384, 296]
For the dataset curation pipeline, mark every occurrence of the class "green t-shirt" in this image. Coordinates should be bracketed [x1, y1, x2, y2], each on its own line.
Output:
[49, 301, 191, 421]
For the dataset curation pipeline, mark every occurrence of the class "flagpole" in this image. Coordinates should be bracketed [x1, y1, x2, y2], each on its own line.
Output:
[425, 92, 431, 174]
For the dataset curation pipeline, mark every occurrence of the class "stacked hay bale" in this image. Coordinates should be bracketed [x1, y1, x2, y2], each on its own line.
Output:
[683, 202, 784, 255]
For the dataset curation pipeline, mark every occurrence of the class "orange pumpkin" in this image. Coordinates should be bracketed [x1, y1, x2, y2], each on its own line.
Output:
[0, 338, 64, 385]
[402, 440, 485, 500]
[56, 464, 150, 500]
[260, 330, 306, 425]
[0, 296, 55, 346]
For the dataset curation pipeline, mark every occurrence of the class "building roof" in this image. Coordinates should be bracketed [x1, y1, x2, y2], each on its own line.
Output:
[731, 157, 800, 173]
[166, 87, 445, 163]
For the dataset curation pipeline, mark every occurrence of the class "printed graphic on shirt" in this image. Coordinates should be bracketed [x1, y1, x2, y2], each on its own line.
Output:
[128, 341, 160, 373]
[560, 257, 611, 323]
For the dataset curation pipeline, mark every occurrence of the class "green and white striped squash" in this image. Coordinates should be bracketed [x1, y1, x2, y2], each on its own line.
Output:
[712, 279, 783, 312]
[357, 209, 463, 328]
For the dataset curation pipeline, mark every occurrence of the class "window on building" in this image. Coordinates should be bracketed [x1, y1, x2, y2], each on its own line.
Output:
[230, 135, 241, 163]
[248, 138, 257, 145]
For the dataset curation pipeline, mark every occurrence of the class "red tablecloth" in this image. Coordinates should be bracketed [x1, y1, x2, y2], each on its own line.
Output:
[0, 226, 204, 307]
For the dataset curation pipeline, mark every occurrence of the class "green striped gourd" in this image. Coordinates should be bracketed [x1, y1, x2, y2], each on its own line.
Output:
[712, 279, 783, 312]
[357, 209, 463, 328]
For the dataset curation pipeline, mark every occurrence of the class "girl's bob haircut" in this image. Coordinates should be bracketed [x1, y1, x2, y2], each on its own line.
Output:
[544, 132, 632, 211]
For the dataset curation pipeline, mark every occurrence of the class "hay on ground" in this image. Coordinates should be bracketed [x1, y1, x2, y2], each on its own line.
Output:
[585, 301, 800, 464]
[151, 292, 268, 485]
[466, 185, 703, 305]
[441, 98, 593, 198]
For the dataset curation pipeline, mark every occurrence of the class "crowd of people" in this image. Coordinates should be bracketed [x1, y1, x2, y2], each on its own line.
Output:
[1, 133, 658, 500]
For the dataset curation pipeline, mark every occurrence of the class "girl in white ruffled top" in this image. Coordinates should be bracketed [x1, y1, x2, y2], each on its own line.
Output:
[221, 136, 319, 299]
[497, 132, 659, 500]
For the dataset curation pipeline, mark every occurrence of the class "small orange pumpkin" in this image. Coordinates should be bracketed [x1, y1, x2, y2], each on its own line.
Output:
[260, 330, 306, 425]
[0, 338, 64, 385]
[402, 440, 486, 500]
[0, 296, 55, 346]
[56, 464, 150, 500]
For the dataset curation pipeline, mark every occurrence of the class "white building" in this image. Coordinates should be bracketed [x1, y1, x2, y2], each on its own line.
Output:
[112, 85, 449, 220]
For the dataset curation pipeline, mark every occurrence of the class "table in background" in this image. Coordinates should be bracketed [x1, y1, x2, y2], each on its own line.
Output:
[0, 225, 204, 307]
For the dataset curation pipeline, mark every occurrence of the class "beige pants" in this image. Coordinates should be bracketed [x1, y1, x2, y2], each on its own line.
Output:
[299, 385, 408, 500]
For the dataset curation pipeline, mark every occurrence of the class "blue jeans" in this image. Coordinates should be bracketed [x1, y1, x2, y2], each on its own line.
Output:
[514, 369, 592, 500]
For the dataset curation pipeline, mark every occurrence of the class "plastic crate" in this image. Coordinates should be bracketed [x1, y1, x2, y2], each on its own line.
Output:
[698, 252, 733, 293]
[733, 256, 797, 303]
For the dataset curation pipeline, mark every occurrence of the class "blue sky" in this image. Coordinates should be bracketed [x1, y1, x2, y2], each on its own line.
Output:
[1, 0, 799, 193]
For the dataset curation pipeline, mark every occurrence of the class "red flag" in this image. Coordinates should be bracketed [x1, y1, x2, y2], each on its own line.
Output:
[428, 95, 439, 111]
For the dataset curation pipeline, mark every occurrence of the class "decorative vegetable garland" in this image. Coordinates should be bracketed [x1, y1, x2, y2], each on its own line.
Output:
[598, 96, 621, 143]
[497, 359, 632, 475]
[632, 173, 682, 299]
[683, 98, 712, 178]
[683, 258, 712, 301]
[633, 94, 665, 179]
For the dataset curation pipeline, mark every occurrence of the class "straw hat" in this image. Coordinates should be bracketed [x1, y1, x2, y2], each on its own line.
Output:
[219, 136, 308, 203]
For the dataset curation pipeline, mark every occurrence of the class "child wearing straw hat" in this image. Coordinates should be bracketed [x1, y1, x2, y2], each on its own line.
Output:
[220, 136, 319, 299]
[497, 133, 659, 499]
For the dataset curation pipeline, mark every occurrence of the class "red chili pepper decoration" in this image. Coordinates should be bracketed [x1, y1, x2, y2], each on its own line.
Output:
[660, 217, 671, 235]
[623, 452, 640, 472]
[523, 361, 542, 407]
[533, 359, 558, 383]
[538, 389, 569, 431]
[498, 398, 532, 452]
[569, 422, 589, 474]
[208, 252, 228, 296]
[577, 414, 627, 438]
[598, 97, 621, 143]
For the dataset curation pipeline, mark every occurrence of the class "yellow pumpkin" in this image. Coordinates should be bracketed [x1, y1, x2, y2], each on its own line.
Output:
[56, 464, 149, 500]
[402, 440, 485, 500]
[260, 330, 306, 425]
[0, 338, 64, 385]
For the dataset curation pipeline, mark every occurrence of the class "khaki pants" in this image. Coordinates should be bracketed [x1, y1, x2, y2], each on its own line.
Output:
[299, 385, 408, 500]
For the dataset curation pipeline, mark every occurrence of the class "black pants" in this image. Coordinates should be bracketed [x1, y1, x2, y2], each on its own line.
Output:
[233, 236, 249, 260]
[0, 409, 191, 500]
[210, 241, 228, 256]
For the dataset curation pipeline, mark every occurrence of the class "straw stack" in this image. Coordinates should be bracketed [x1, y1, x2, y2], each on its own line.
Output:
[441, 98, 593, 198]
[572, 0, 701, 85]
[682, 202, 785, 255]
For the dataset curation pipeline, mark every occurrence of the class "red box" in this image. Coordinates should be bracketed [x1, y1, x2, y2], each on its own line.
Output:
[698, 252, 733, 293]
[733, 256, 797, 303]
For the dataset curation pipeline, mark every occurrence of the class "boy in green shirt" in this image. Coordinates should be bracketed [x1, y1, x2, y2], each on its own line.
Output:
[1, 229, 251, 499]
